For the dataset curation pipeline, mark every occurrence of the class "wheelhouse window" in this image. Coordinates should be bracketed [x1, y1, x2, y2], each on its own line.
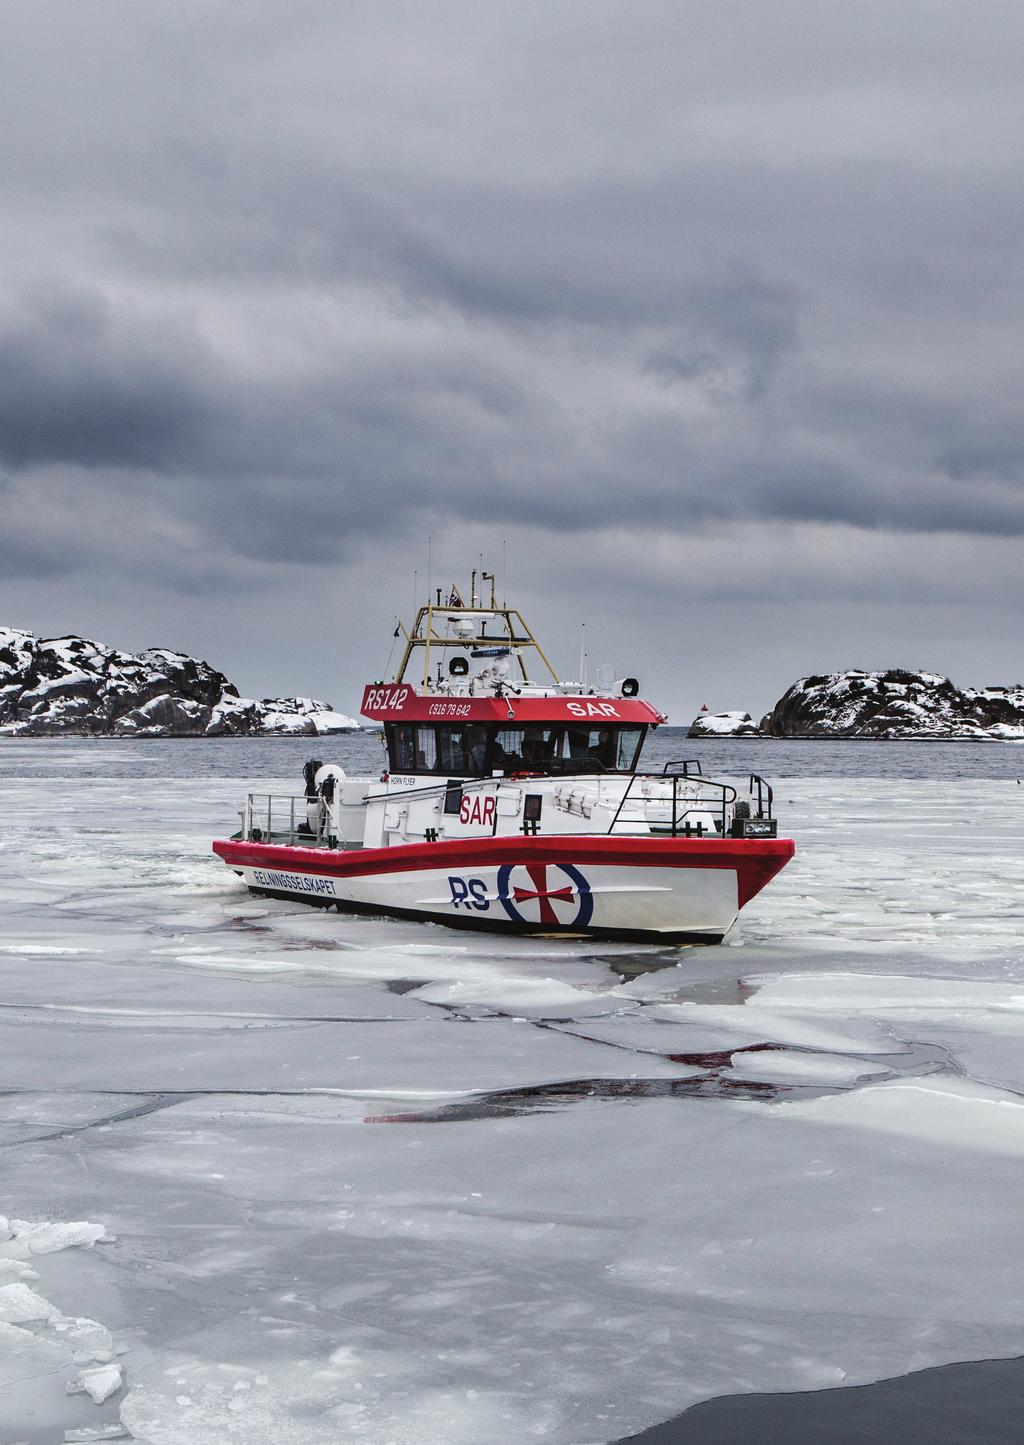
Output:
[386, 722, 646, 776]
[414, 726, 436, 772]
[615, 727, 643, 770]
[388, 724, 415, 772]
[437, 724, 488, 774]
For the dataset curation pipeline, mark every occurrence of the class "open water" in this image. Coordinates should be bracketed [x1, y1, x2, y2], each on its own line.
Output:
[3, 728, 1024, 781]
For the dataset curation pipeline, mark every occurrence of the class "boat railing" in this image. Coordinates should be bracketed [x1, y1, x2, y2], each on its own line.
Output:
[606, 772, 738, 837]
[749, 774, 774, 818]
[358, 775, 503, 808]
[242, 793, 325, 847]
[242, 770, 776, 845]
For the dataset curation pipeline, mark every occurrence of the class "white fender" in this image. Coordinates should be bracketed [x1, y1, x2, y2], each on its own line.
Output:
[309, 764, 347, 837]
[314, 763, 347, 795]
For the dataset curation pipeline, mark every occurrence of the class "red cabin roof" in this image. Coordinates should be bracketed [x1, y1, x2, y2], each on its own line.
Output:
[361, 683, 665, 726]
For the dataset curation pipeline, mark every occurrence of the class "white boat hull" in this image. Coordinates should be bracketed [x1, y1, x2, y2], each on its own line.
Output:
[213, 834, 794, 942]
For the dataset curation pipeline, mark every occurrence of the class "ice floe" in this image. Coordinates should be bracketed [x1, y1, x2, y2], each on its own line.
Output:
[1, 761, 1024, 1441]
[0, 1214, 125, 1436]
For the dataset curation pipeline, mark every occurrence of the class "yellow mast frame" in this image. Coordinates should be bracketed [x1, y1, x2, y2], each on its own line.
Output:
[394, 573, 560, 689]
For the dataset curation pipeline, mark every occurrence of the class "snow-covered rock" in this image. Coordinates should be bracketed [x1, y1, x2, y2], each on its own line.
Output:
[761, 668, 1024, 739]
[687, 709, 762, 738]
[0, 628, 360, 737]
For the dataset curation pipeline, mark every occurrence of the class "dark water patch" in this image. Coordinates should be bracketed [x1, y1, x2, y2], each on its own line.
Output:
[611, 1354, 1024, 1444]
[363, 1074, 844, 1123]
[666, 976, 759, 1006]
[363, 1039, 956, 1123]
[384, 978, 431, 994]
[603, 950, 693, 981]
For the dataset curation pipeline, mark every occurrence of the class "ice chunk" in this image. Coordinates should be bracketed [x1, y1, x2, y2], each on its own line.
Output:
[648, 1001, 904, 1054]
[728, 1050, 890, 1085]
[55, 1314, 117, 1363]
[67, 1361, 122, 1403]
[747, 972, 1024, 1018]
[11, 1219, 108, 1253]
[64, 1427, 131, 1441]
[412, 976, 628, 1018]
[0, 1280, 57, 1322]
[0, 1256, 39, 1280]
[772, 1076, 1024, 1155]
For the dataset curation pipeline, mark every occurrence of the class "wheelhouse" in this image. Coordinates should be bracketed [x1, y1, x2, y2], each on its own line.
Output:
[385, 721, 648, 778]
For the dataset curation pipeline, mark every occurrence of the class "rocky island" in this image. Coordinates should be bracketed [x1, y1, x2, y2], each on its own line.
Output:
[762, 669, 1024, 739]
[688, 669, 1024, 740]
[0, 628, 361, 737]
[687, 709, 763, 738]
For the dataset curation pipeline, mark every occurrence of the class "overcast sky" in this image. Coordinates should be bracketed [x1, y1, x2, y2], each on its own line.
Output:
[2, 1, 1022, 720]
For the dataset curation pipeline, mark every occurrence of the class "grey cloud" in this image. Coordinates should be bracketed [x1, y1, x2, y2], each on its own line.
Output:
[0, 287, 226, 470]
[2, 0, 1024, 705]
[644, 272, 800, 399]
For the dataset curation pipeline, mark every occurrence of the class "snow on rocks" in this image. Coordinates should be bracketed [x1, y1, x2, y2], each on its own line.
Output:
[688, 669, 1024, 739]
[0, 627, 360, 736]
[687, 709, 763, 737]
[761, 667, 1024, 739]
[244, 696, 362, 735]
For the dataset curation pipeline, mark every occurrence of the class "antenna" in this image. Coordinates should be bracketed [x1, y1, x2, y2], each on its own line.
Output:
[427, 536, 432, 605]
[502, 537, 507, 606]
[578, 623, 586, 686]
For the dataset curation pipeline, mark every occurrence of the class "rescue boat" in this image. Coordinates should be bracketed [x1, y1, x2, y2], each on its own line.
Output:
[212, 573, 794, 941]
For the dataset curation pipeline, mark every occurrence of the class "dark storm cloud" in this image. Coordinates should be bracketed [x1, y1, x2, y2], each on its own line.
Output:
[0, 287, 226, 470]
[2, 0, 1024, 635]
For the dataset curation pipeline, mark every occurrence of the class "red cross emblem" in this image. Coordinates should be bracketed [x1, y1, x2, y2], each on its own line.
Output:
[497, 861, 594, 930]
[511, 863, 576, 925]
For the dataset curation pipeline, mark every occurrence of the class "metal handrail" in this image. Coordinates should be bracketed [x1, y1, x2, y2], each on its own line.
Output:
[607, 771, 736, 837]
[748, 774, 774, 818]
[244, 768, 745, 847]
[359, 774, 502, 807]
[244, 792, 322, 847]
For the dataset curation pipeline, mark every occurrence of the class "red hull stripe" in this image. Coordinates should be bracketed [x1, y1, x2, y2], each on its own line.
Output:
[213, 835, 795, 907]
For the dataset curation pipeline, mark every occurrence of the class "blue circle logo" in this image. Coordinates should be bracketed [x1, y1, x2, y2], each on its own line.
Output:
[496, 861, 594, 929]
